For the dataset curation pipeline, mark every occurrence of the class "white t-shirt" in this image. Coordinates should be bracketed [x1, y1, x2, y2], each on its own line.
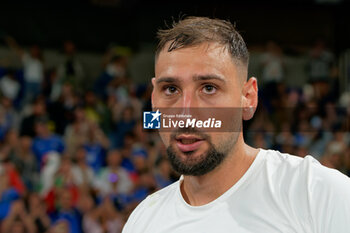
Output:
[22, 53, 44, 83]
[122, 149, 350, 233]
[261, 53, 284, 82]
[0, 75, 20, 100]
[94, 167, 133, 196]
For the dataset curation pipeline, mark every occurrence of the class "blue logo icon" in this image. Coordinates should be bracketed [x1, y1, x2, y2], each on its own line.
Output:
[143, 110, 161, 129]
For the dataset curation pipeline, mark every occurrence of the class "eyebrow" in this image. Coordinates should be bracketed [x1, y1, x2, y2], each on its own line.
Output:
[192, 74, 226, 83]
[156, 77, 181, 84]
[156, 74, 226, 84]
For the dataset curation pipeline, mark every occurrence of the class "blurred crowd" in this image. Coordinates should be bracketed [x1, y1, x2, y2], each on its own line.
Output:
[246, 40, 350, 175]
[0, 37, 349, 233]
[0, 37, 176, 233]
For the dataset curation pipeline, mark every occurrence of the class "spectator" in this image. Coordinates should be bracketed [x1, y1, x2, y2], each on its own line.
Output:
[131, 149, 148, 173]
[48, 219, 70, 233]
[53, 157, 76, 192]
[43, 156, 79, 212]
[0, 164, 21, 220]
[113, 106, 136, 149]
[1, 200, 36, 233]
[19, 97, 48, 138]
[83, 121, 110, 173]
[129, 169, 156, 203]
[0, 69, 20, 101]
[84, 91, 103, 124]
[95, 150, 133, 197]
[71, 146, 95, 191]
[48, 82, 78, 135]
[120, 132, 137, 173]
[40, 152, 61, 196]
[95, 55, 127, 100]
[0, 130, 17, 161]
[65, 106, 108, 173]
[154, 158, 174, 189]
[4, 36, 44, 105]
[32, 117, 65, 167]
[308, 39, 335, 83]
[1, 158, 26, 195]
[64, 105, 90, 156]
[42, 69, 58, 100]
[50, 189, 83, 233]
[56, 40, 85, 92]
[27, 192, 51, 233]
[76, 192, 95, 217]
[0, 96, 19, 140]
[321, 131, 349, 171]
[307, 39, 336, 103]
[83, 197, 124, 233]
[260, 41, 285, 85]
[1, 131, 38, 191]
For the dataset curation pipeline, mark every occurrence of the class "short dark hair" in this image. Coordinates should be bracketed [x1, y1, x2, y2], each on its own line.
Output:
[156, 16, 249, 67]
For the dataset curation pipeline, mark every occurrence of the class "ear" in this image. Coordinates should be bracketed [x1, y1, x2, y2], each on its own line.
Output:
[151, 77, 156, 109]
[242, 77, 258, 121]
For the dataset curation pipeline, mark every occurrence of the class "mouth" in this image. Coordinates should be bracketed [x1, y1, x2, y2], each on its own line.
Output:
[175, 134, 205, 153]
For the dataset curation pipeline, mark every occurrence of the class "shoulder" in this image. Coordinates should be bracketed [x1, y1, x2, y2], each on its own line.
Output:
[123, 180, 179, 232]
[262, 149, 350, 191]
[263, 149, 349, 181]
[261, 149, 350, 230]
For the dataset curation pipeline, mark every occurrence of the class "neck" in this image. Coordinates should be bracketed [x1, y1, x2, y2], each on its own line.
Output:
[180, 136, 259, 206]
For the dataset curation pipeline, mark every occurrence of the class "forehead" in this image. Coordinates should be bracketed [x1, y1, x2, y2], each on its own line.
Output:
[155, 43, 238, 81]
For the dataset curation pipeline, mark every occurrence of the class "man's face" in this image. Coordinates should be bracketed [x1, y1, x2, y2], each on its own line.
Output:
[152, 42, 253, 176]
[107, 150, 122, 167]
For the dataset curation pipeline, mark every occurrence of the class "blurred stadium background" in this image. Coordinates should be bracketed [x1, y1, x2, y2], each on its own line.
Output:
[0, 0, 349, 232]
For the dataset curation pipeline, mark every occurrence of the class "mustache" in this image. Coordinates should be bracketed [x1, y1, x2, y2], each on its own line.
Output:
[170, 127, 210, 141]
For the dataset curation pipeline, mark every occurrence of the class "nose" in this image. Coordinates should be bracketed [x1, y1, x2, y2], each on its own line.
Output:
[178, 90, 197, 115]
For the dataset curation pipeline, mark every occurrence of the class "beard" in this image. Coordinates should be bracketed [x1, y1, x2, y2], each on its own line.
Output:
[166, 130, 239, 176]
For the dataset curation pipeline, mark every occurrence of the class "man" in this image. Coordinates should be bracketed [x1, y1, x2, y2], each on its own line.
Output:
[94, 150, 133, 196]
[122, 17, 350, 232]
[5, 36, 44, 105]
[32, 117, 65, 167]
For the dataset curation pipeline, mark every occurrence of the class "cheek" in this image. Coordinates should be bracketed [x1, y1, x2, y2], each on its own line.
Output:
[210, 132, 240, 147]
[207, 132, 221, 145]
[225, 92, 243, 108]
[159, 132, 171, 147]
[151, 92, 165, 108]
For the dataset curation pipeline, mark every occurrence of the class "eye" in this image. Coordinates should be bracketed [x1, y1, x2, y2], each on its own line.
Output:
[202, 84, 217, 95]
[163, 85, 179, 96]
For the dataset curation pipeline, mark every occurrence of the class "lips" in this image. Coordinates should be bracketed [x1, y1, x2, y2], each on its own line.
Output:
[175, 135, 204, 153]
